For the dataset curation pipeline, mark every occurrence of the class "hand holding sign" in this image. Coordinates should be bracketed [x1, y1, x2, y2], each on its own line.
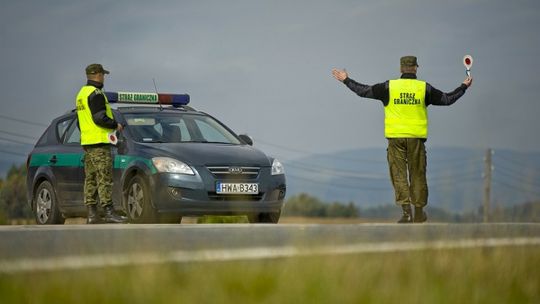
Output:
[463, 55, 473, 77]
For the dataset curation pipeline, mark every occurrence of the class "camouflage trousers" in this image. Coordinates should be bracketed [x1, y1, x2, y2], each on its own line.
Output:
[387, 138, 428, 208]
[83, 145, 113, 207]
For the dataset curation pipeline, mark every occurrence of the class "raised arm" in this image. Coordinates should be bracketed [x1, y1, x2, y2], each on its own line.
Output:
[332, 68, 388, 104]
[428, 76, 473, 106]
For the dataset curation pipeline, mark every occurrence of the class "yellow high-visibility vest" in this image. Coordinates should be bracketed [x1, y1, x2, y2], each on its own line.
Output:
[385, 79, 428, 138]
[75, 85, 114, 145]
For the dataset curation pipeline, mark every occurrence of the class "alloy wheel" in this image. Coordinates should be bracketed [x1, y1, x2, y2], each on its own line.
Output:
[127, 182, 144, 219]
[36, 188, 52, 224]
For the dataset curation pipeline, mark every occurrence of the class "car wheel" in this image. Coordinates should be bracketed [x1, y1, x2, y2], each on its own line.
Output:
[34, 180, 65, 225]
[126, 175, 157, 223]
[248, 211, 281, 224]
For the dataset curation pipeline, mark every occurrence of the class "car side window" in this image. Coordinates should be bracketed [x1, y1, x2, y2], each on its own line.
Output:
[64, 119, 81, 145]
[56, 118, 73, 143]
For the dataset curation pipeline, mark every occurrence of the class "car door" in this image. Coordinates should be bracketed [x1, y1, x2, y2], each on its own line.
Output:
[53, 117, 85, 208]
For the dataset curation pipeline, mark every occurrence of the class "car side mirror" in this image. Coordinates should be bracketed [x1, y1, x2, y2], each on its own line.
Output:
[238, 134, 253, 146]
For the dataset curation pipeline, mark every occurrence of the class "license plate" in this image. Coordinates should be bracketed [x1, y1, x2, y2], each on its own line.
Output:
[216, 182, 259, 194]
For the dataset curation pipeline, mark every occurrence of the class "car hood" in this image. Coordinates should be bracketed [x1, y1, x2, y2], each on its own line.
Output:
[136, 143, 272, 166]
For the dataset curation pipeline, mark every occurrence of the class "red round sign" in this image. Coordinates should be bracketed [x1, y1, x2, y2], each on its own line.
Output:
[465, 58, 471, 65]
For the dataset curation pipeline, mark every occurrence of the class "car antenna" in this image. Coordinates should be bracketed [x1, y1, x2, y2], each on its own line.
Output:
[153, 78, 163, 111]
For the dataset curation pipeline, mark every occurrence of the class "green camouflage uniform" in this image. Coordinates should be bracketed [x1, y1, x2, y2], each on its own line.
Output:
[83, 145, 113, 207]
[387, 138, 428, 207]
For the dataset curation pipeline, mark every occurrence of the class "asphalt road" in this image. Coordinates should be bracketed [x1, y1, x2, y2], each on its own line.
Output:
[1, 223, 540, 273]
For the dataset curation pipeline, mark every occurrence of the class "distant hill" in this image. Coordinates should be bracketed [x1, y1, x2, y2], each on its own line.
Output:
[284, 147, 540, 214]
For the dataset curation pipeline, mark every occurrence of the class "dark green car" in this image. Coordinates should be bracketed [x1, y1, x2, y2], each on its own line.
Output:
[26, 96, 286, 224]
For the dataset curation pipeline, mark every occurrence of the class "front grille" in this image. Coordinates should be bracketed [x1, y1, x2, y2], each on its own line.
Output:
[207, 192, 264, 201]
[206, 166, 260, 180]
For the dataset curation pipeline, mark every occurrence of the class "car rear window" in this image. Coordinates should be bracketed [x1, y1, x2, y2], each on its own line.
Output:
[56, 118, 73, 143]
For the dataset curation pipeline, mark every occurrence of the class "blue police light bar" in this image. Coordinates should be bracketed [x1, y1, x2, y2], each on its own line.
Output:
[105, 91, 190, 106]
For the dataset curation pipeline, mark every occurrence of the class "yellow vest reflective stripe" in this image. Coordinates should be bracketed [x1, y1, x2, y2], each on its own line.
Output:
[75, 85, 114, 145]
[385, 79, 428, 138]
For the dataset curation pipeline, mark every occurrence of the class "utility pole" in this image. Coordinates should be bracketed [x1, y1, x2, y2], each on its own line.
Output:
[483, 148, 492, 223]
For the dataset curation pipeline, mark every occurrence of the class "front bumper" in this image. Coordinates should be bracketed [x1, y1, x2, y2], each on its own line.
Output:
[147, 167, 286, 216]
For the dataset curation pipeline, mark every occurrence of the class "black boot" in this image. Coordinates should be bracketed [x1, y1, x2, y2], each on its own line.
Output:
[102, 204, 128, 224]
[397, 204, 413, 223]
[87, 204, 102, 224]
[414, 207, 427, 223]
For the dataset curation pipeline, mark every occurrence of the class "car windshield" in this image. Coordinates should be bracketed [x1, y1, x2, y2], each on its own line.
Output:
[123, 113, 242, 144]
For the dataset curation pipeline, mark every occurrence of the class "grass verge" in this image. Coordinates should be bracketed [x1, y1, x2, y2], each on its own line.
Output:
[1, 246, 539, 303]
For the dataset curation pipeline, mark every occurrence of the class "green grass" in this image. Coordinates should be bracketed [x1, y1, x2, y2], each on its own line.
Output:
[1, 246, 539, 303]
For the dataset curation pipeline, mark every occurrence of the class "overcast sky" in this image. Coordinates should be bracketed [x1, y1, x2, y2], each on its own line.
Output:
[1, 0, 539, 161]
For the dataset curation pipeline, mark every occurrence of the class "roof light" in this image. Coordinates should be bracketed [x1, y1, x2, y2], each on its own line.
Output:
[105, 91, 190, 106]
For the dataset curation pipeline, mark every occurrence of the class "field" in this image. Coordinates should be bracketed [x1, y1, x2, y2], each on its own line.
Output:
[1, 245, 539, 303]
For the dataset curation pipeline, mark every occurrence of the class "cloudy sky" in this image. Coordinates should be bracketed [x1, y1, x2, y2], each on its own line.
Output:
[1, 0, 539, 162]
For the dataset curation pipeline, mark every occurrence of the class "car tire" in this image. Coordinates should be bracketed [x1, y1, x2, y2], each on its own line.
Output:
[126, 175, 157, 223]
[34, 180, 65, 225]
[248, 211, 281, 224]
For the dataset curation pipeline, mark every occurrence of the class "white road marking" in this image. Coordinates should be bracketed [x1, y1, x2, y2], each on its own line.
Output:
[1, 237, 540, 274]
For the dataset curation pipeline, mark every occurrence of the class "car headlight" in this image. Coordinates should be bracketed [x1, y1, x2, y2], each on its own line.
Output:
[271, 159, 285, 175]
[152, 157, 194, 175]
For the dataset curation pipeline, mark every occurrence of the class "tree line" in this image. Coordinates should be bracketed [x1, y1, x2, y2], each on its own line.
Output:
[282, 193, 359, 218]
[0, 165, 31, 224]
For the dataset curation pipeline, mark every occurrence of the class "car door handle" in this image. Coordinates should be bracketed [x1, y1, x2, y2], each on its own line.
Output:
[49, 156, 58, 164]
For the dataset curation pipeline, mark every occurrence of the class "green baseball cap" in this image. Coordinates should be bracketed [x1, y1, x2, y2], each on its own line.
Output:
[85, 63, 110, 75]
[400, 56, 419, 67]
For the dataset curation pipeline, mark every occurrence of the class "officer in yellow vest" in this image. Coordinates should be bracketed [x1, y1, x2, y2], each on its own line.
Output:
[76, 63, 127, 224]
[332, 56, 473, 223]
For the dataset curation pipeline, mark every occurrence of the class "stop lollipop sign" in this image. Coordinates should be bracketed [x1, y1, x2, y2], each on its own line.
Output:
[463, 55, 473, 76]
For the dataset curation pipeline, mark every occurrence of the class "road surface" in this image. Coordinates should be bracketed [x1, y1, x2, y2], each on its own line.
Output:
[1, 223, 539, 273]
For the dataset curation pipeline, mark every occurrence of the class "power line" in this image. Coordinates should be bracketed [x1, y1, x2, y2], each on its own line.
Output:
[286, 173, 390, 191]
[0, 148, 28, 158]
[492, 168, 540, 188]
[0, 130, 38, 140]
[255, 139, 387, 163]
[429, 175, 483, 187]
[284, 161, 387, 180]
[427, 169, 482, 182]
[428, 156, 483, 169]
[428, 155, 483, 164]
[0, 114, 48, 127]
[493, 162, 540, 185]
[492, 179, 540, 196]
[494, 153, 540, 170]
[0, 136, 35, 146]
